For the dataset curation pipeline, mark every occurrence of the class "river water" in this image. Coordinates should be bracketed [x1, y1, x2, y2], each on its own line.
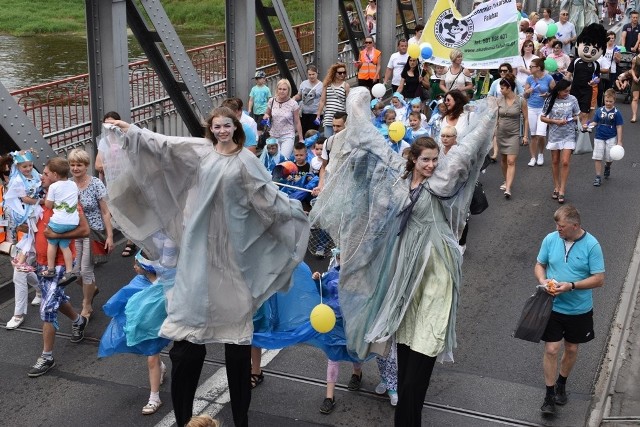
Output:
[0, 31, 221, 92]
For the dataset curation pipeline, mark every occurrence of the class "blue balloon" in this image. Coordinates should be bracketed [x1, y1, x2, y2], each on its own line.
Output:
[421, 46, 433, 60]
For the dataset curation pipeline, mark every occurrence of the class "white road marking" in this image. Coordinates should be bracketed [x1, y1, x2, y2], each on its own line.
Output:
[154, 348, 281, 427]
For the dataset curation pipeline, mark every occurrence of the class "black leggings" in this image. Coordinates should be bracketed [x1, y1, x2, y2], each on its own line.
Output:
[394, 343, 437, 427]
[169, 341, 251, 427]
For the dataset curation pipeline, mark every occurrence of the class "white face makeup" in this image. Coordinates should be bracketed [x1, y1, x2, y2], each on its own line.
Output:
[210, 117, 236, 143]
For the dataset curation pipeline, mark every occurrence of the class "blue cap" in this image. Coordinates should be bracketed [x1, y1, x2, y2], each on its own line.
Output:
[410, 98, 422, 106]
[370, 99, 380, 109]
[392, 92, 404, 101]
[11, 150, 34, 164]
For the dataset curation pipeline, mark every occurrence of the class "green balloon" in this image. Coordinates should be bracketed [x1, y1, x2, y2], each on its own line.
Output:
[544, 57, 558, 72]
[619, 45, 627, 53]
[546, 23, 558, 37]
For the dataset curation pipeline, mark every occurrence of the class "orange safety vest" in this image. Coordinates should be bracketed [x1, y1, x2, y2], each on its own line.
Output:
[357, 48, 381, 81]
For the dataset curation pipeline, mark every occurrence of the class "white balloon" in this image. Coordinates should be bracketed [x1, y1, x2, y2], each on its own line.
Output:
[610, 145, 625, 161]
[534, 21, 548, 37]
[371, 83, 386, 99]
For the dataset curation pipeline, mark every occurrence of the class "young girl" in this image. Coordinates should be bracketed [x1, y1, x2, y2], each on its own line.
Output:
[5, 150, 42, 271]
[259, 137, 287, 172]
[426, 98, 446, 137]
[377, 108, 397, 139]
[405, 111, 429, 144]
[390, 92, 408, 123]
[405, 98, 428, 128]
[98, 251, 171, 415]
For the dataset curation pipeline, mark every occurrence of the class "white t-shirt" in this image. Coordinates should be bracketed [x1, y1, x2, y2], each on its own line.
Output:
[240, 112, 258, 137]
[555, 21, 576, 56]
[387, 52, 409, 86]
[46, 180, 79, 226]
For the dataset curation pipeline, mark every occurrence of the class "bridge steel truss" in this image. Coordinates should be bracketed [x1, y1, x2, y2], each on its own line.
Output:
[0, 0, 443, 157]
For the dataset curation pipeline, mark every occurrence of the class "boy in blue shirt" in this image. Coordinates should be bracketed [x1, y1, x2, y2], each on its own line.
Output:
[586, 89, 623, 186]
[248, 71, 272, 129]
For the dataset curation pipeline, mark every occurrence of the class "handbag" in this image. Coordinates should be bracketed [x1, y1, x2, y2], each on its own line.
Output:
[574, 119, 593, 155]
[469, 181, 489, 215]
[513, 286, 554, 343]
[90, 228, 110, 264]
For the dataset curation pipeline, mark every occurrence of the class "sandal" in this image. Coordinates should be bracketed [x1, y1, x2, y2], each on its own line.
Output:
[552, 190, 559, 200]
[251, 372, 264, 389]
[558, 194, 565, 204]
[499, 183, 506, 191]
[121, 243, 137, 258]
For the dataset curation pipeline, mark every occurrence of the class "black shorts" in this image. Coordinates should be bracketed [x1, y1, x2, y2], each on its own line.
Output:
[542, 310, 594, 344]
[572, 88, 593, 114]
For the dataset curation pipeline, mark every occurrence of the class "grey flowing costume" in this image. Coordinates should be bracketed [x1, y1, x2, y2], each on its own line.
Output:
[106, 125, 310, 345]
[310, 88, 497, 360]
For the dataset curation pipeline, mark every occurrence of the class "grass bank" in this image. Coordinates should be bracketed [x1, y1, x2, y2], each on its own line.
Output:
[0, 0, 318, 36]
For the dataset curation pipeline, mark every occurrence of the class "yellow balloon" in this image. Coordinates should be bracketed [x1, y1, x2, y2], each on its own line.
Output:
[310, 303, 336, 333]
[407, 43, 420, 60]
[388, 121, 406, 142]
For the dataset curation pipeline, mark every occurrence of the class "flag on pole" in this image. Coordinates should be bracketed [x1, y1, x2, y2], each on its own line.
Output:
[421, 0, 520, 69]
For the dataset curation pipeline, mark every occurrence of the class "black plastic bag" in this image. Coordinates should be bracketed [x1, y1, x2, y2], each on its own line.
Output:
[513, 286, 554, 343]
[469, 181, 488, 215]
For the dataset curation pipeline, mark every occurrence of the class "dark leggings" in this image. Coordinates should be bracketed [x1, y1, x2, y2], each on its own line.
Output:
[394, 343, 437, 427]
[170, 341, 251, 427]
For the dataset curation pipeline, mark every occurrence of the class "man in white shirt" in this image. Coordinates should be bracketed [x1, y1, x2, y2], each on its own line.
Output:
[555, 11, 577, 57]
[382, 39, 409, 93]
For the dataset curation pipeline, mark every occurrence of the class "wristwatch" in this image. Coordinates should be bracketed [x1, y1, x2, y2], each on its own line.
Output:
[570, 282, 576, 291]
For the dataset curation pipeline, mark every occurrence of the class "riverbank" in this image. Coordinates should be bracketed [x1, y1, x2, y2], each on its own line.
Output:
[1, 0, 317, 36]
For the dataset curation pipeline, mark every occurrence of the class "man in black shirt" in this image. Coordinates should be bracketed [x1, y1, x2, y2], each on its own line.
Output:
[621, 11, 640, 53]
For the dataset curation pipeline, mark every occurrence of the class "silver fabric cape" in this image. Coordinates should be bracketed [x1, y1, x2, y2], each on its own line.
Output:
[106, 125, 310, 344]
[310, 87, 496, 359]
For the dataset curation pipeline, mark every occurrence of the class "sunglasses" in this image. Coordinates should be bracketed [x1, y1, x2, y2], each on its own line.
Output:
[560, 12, 568, 15]
[499, 69, 509, 73]
[364, 41, 373, 44]
[336, 71, 346, 75]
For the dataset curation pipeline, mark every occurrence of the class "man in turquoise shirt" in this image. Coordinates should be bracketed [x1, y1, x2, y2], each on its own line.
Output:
[534, 205, 605, 415]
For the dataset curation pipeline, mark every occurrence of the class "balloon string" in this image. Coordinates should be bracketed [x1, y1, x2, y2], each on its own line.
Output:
[319, 275, 323, 304]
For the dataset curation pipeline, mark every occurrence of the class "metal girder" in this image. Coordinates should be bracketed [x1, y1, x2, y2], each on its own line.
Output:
[226, 0, 256, 103]
[338, 0, 370, 55]
[377, 0, 398, 75]
[126, 0, 213, 136]
[0, 82, 57, 169]
[397, 0, 421, 39]
[315, 0, 340, 78]
[255, 0, 306, 94]
[85, 0, 130, 166]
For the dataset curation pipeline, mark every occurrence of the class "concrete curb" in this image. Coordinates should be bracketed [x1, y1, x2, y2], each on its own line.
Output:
[588, 230, 640, 426]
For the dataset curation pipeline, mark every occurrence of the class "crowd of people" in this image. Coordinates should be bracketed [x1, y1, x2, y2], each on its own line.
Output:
[1, 2, 635, 426]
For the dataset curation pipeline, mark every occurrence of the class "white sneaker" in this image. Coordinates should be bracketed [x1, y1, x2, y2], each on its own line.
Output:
[536, 154, 544, 166]
[6, 316, 24, 330]
[527, 158, 536, 167]
[388, 390, 398, 406]
[31, 295, 42, 306]
[375, 382, 387, 395]
[160, 361, 167, 385]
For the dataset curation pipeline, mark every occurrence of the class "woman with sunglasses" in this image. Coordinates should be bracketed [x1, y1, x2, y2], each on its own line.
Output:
[601, 32, 622, 93]
[440, 89, 472, 138]
[524, 57, 555, 167]
[488, 63, 524, 97]
[356, 37, 382, 91]
[496, 72, 529, 198]
[316, 63, 351, 137]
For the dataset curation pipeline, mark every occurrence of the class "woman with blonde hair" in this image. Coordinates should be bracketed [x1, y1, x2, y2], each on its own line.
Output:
[316, 62, 351, 136]
[439, 49, 473, 94]
[68, 148, 114, 318]
[263, 79, 304, 158]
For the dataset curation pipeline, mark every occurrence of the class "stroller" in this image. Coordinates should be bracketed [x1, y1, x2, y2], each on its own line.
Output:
[616, 52, 635, 104]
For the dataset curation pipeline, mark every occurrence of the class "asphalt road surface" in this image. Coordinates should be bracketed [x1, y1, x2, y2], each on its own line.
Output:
[1, 95, 638, 427]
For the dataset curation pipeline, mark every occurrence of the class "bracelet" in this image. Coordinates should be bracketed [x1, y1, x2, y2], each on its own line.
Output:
[571, 282, 575, 291]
